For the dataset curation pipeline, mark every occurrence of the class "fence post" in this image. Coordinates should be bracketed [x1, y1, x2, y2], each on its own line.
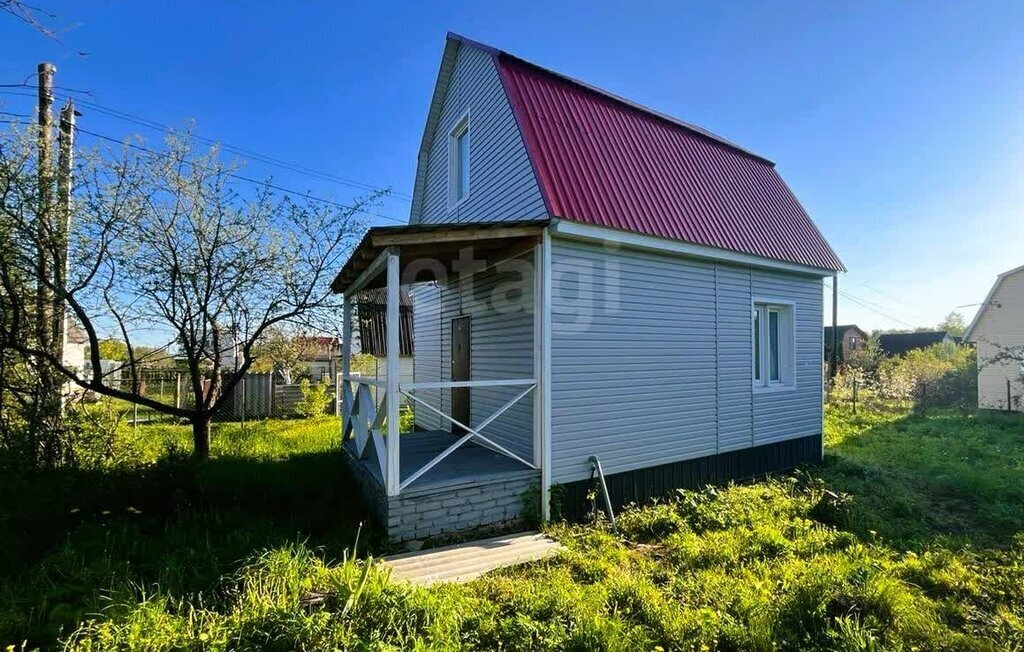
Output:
[267, 373, 274, 418]
[240, 375, 247, 429]
[1008, 378, 1013, 412]
[335, 372, 342, 417]
[852, 375, 858, 415]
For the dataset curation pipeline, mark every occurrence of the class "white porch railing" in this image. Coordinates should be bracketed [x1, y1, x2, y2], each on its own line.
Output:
[342, 375, 538, 494]
[341, 376, 388, 479]
[340, 245, 547, 503]
[398, 379, 538, 491]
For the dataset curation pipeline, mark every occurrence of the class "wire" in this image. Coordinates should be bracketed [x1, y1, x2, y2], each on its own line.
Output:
[74, 125, 407, 225]
[1, 87, 412, 201]
[838, 290, 917, 328]
[80, 99, 411, 198]
[825, 278, 918, 328]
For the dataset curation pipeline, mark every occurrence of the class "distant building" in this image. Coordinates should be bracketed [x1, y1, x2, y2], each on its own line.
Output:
[963, 265, 1024, 411]
[823, 324, 869, 365]
[299, 336, 342, 382]
[63, 321, 89, 372]
[877, 331, 955, 357]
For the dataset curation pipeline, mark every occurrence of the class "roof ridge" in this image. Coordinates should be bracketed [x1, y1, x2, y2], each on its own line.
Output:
[448, 32, 774, 166]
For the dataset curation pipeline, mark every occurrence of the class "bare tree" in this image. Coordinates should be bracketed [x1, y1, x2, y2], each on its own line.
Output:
[1, 1, 59, 40]
[0, 126, 373, 459]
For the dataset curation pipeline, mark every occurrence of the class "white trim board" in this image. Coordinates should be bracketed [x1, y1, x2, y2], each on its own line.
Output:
[549, 219, 837, 278]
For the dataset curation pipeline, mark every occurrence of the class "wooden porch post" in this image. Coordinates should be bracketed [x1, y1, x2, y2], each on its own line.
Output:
[386, 250, 401, 495]
[341, 295, 352, 429]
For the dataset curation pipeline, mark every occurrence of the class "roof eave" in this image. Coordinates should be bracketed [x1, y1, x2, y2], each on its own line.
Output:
[963, 264, 1024, 341]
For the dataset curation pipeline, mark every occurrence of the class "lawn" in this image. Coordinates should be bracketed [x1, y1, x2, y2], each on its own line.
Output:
[3, 407, 1023, 650]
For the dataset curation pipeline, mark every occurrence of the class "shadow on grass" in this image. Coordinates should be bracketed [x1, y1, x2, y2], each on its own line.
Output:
[0, 449, 378, 647]
[816, 407, 1024, 550]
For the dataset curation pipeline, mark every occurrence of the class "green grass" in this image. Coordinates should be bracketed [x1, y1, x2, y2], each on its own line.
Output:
[0, 417, 378, 648]
[3, 407, 1024, 650]
[822, 406, 1024, 548]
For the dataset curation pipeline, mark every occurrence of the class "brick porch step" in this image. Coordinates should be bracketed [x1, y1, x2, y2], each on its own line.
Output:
[381, 531, 561, 586]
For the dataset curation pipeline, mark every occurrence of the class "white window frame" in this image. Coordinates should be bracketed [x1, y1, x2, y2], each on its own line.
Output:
[752, 299, 796, 393]
[448, 112, 471, 210]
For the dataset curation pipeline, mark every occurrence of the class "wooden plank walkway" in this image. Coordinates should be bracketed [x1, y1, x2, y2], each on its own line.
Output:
[382, 531, 561, 586]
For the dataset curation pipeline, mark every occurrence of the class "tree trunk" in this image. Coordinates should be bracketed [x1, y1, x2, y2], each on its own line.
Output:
[192, 414, 210, 460]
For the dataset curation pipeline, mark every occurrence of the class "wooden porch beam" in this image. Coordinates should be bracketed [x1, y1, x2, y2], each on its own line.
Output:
[371, 225, 543, 247]
[343, 246, 395, 298]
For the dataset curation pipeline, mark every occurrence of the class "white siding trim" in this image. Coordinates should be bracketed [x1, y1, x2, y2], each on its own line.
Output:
[550, 219, 836, 278]
[540, 229, 553, 520]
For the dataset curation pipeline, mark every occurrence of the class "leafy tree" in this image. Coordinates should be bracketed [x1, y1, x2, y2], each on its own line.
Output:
[937, 311, 966, 336]
[846, 335, 883, 372]
[249, 326, 314, 384]
[294, 378, 331, 420]
[0, 126, 373, 459]
[95, 338, 128, 361]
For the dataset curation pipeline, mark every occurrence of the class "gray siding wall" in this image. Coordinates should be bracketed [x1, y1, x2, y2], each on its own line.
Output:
[751, 272, 824, 442]
[411, 283, 443, 430]
[409, 257, 535, 459]
[412, 43, 547, 225]
[549, 237, 823, 484]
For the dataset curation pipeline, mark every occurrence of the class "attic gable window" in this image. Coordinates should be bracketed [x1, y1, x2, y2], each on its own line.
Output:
[448, 114, 470, 208]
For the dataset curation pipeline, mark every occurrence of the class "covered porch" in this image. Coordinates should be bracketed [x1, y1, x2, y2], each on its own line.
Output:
[330, 220, 552, 539]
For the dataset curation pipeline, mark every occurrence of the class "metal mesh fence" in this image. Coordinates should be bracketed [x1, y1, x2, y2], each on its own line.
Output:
[825, 366, 975, 414]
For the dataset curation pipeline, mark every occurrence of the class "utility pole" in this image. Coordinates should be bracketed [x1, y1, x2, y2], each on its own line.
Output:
[35, 62, 55, 355]
[830, 275, 839, 378]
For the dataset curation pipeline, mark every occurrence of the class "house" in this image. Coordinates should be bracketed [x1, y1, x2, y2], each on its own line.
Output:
[299, 336, 341, 382]
[963, 265, 1024, 411]
[63, 321, 88, 372]
[877, 331, 955, 357]
[823, 324, 869, 365]
[332, 33, 844, 541]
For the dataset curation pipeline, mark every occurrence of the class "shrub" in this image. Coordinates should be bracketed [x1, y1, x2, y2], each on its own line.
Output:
[294, 378, 332, 420]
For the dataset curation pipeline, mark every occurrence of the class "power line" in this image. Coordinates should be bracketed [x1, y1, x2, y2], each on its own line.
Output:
[1, 86, 413, 201]
[825, 278, 918, 328]
[839, 290, 917, 328]
[74, 125, 407, 225]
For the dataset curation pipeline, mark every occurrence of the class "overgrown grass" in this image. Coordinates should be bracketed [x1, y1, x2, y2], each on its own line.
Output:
[0, 417, 376, 647]
[4, 407, 1024, 650]
[822, 406, 1024, 548]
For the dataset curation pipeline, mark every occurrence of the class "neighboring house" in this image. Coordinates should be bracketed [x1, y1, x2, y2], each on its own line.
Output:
[963, 265, 1024, 412]
[823, 324, 869, 365]
[332, 33, 844, 541]
[877, 331, 955, 357]
[299, 336, 341, 382]
[63, 321, 88, 372]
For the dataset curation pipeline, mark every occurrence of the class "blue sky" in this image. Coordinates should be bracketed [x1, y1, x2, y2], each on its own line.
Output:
[2, 1, 1022, 332]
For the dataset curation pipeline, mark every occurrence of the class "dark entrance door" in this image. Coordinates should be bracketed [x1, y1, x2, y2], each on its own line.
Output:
[450, 316, 471, 434]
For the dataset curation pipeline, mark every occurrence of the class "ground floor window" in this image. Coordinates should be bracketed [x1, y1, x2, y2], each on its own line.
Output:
[753, 302, 794, 389]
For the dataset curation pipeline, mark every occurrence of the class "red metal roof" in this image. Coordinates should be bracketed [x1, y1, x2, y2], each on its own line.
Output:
[495, 53, 844, 272]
